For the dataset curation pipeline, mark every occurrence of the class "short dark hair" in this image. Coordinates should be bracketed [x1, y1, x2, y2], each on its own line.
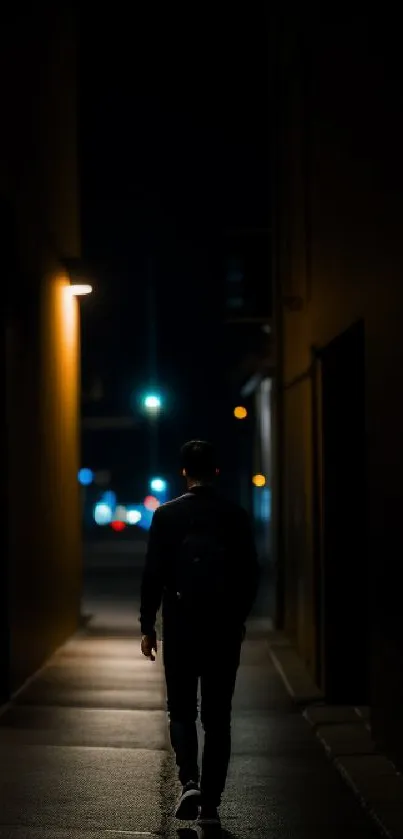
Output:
[181, 440, 217, 480]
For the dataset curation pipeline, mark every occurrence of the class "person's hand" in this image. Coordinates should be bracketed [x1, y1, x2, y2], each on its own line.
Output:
[141, 633, 157, 661]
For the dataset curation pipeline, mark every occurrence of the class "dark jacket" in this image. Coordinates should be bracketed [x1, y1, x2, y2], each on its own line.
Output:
[139, 485, 260, 636]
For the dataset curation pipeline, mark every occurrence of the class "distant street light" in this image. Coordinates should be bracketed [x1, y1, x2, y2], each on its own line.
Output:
[252, 473, 266, 487]
[143, 394, 162, 413]
[150, 477, 167, 493]
[234, 405, 248, 420]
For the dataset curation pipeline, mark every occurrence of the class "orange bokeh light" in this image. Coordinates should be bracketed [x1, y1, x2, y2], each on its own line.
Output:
[234, 406, 247, 420]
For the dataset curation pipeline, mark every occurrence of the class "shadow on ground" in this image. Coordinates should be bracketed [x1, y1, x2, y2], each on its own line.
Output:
[177, 827, 241, 838]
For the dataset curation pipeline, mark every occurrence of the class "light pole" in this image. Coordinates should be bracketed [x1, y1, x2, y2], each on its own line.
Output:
[142, 391, 161, 475]
[146, 253, 160, 475]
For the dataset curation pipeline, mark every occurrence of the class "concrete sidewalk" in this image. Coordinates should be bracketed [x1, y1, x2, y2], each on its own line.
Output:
[0, 574, 382, 838]
[268, 631, 403, 839]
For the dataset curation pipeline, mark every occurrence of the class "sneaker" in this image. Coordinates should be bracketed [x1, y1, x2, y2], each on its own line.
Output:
[175, 780, 201, 820]
[197, 804, 221, 826]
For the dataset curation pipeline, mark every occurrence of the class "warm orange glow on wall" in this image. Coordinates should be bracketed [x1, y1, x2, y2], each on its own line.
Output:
[41, 272, 80, 538]
[234, 405, 248, 419]
[252, 473, 266, 487]
[62, 280, 79, 355]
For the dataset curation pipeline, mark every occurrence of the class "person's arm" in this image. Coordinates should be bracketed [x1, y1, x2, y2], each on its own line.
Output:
[139, 507, 166, 638]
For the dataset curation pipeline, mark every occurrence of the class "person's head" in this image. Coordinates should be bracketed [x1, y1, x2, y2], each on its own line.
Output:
[180, 440, 218, 485]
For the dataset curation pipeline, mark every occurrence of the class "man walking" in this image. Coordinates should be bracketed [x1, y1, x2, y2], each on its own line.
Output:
[139, 440, 260, 827]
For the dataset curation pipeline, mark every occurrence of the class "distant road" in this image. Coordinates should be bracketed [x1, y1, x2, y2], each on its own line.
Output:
[84, 539, 147, 569]
[82, 537, 274, 627]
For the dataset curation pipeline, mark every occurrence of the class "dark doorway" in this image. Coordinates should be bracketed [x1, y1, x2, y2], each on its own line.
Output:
[320, 319, 368, 703]
[0, 317, 9, 703]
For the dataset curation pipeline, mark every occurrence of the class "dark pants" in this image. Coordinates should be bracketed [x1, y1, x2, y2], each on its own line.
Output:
[163, 623, 243, 808]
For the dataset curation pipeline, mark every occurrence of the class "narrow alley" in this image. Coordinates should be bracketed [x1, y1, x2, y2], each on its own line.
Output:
[0, 540, 381, 838]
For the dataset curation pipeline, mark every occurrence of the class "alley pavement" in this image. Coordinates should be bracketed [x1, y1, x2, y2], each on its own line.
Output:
[0, 539, 382, 838]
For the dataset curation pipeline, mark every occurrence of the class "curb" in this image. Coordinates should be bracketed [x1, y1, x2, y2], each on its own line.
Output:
[332, 754, 393, 839]
[267, 634, 403, 839]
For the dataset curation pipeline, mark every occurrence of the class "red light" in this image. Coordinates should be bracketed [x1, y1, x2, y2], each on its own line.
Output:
[111, 520, 126, 531]
[144, 495, 160, 512]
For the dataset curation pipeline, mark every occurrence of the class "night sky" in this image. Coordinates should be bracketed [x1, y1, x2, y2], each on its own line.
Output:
[78, 8, 269, 495]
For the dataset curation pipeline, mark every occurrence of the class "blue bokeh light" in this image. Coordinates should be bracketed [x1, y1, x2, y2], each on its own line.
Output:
[93, 502, 112, 525]
[78, 468, 94, 486]
[135, 505, 154, 530]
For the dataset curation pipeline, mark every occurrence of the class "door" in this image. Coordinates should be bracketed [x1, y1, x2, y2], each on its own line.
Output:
[320, 319, 368, 703]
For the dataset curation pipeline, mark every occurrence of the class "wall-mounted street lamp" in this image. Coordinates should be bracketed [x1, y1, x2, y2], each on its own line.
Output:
[62, 257, 93, 296]
[70, 283, 92, 296]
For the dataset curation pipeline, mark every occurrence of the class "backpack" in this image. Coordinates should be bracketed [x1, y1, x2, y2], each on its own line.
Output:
[174, 500, 234, 616]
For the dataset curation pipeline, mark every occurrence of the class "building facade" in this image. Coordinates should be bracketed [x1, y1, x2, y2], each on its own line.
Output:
[272, 12, 403, 766]
[1, 5, 82, 701]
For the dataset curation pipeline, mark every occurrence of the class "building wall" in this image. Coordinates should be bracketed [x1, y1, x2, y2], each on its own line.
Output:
[275, 15, 403, 764]
[1, 5, 82, 695]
